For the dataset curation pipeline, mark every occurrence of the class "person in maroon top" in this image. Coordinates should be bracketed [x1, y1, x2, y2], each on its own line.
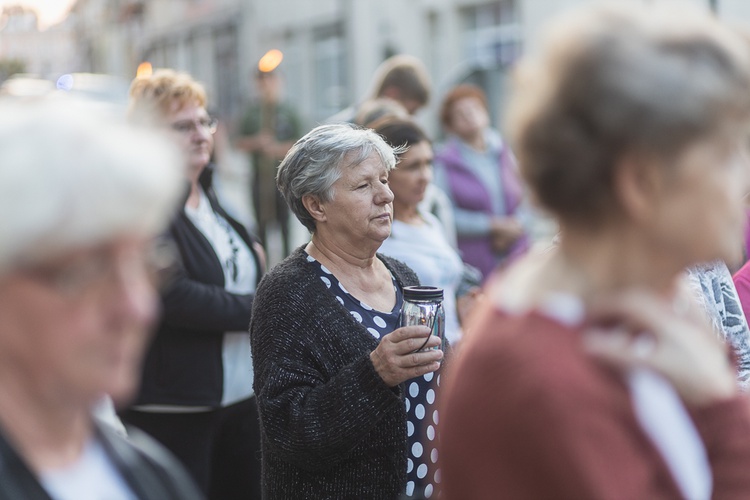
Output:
[439, 3, 750, 499]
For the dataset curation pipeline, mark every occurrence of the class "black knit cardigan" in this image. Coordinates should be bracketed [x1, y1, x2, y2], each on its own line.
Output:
[250, 247, 419, 499]
[133, 166, 263, 407]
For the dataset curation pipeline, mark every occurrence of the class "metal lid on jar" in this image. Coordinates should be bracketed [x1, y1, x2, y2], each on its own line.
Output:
[403, 286, 444, 302]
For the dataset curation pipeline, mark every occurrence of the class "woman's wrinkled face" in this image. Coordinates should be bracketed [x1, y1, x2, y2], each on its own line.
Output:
[389, 140, 433, 210]
[166, 100, 214, 180]
[0, 235, 161, 407]
[448, 96, 490, 139]
[647, 135, 750, 269]
[319, 153, 394, 246]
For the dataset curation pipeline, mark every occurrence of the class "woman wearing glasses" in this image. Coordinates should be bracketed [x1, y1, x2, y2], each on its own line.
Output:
[121, 69, 265, 500]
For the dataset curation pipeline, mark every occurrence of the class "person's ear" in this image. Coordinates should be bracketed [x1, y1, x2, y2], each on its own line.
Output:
[613, 152, 664, 224]
[302, 194, 327, 224]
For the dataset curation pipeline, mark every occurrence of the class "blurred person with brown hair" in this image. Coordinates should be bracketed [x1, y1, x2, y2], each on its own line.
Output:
[355, 85, 459, 249]
[121, 69, 264, 500]
[434, 83, 529, 282]
[327, 54, 432, 124]
[375, 117, 480, 346]
[440, 3, 750, 498]
[236, 68, 303, 260]
[354, 97, 410, 128]
[0, 98, 201, 499]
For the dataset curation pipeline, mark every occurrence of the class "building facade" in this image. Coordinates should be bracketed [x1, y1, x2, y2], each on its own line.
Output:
[3, 0, 744, 132]
[61, 0, 531, 135]
[0, 6, 76, 80]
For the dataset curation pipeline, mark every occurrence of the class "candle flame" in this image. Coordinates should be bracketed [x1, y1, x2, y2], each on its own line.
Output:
[136, 62, 153, 78]
[258, 50, 283, 73]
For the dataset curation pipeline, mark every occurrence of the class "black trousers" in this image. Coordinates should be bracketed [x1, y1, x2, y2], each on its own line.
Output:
[120, 397, 261, 500]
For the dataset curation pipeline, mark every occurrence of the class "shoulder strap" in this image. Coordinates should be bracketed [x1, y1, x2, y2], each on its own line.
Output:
[97, 424, 203, 500]
[0, 431, 52, 500]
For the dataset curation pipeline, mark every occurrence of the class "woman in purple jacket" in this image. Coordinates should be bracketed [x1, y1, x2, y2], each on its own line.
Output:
[434, 84, 529, 281]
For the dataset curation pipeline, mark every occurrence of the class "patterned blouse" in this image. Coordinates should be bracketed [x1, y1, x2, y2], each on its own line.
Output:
[306, 253, 443, 498]
[687, 261, 750, 389]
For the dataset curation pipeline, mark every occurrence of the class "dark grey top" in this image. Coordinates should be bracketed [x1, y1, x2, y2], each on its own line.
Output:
[0, 421, 203, 500]
[250, 247, 419, 499]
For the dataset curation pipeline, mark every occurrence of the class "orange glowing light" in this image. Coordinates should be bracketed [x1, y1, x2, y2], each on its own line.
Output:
[258, 50, 283, 73]
[136, 62, 153, 78]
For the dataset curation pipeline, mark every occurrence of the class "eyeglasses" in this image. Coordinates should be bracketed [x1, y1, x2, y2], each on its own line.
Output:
[19, 238, 179, 301]
[170, 117, 218, 135]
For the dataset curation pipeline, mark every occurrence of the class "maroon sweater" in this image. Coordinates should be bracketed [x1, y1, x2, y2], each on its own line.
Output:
[439, 304, 750, 499]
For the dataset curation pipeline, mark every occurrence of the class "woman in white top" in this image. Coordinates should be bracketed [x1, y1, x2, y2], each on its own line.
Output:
[375, 118, 479, 345]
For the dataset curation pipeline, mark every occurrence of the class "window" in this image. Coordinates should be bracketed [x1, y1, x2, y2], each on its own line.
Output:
[313, 24, 347, 122]
[462, 0, 521, 67]
[459, 0, 521, 128]
[214, 23, 240, 124]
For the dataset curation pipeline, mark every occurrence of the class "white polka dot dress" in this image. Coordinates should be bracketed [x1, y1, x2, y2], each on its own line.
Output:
[306, 254, 442, 498]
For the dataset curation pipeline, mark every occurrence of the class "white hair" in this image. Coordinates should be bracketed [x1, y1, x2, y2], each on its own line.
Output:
[0, 97, 182, 273]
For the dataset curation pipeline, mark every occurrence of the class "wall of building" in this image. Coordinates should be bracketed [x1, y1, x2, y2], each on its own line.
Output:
[2, 0, 741, 133]
[0, 7, 77, 80]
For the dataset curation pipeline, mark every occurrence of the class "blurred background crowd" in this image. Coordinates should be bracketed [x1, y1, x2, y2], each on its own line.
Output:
[5, 0, 748, 268]
[0, 0, 576, 264]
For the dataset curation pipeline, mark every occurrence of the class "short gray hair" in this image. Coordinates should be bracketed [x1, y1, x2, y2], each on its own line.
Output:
[506, 2, 750, 226]
[277, 123, 402, 232]
[0, 97, 182, 274]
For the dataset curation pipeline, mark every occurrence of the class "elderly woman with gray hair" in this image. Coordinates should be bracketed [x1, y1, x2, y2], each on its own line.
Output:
[250, 123, 445, 499]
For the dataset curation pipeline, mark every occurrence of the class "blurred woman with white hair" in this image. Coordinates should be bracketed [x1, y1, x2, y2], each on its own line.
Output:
[0, 99, 201, 499]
